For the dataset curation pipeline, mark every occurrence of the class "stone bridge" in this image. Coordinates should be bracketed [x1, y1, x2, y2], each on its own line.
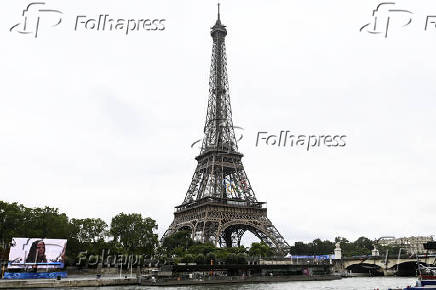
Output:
[340, 256, 436, 275]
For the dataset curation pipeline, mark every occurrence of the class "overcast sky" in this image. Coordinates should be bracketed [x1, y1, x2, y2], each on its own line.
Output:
[1, 0, 435, 245]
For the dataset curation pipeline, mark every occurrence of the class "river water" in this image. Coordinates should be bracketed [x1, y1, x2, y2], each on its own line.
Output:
[49, 277, 417, 290]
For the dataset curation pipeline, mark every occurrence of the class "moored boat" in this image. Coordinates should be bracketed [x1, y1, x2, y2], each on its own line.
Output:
[395, 242, 436, 290]
[401, 262, 436, 289]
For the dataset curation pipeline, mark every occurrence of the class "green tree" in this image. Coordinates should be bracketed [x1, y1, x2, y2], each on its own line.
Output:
[182, 253, 194, 263]
[335, 236, 349, 244]
[290, 237, 374, 257]
[195, 253, 205, 264]
[161, 230, 194, 256]
[187, 242, 216, 256]
[214, 248, 229, 262]
[290, 241, 311, 255]
[0, 201, 25, 246]
[70, 218, 108, 243]
[67, 218, 109, 265]
[236, 253, 248, 264]
[335, 236, 373, 257]
[24, 206, 70, 238]
[248, 242, 273, 257]
[225, 253, 237, 264]
[352, 236, 373, 256]
[290, 239, 335, 255]
[110, 213, 158, 256]
[312, 238, 335, 255]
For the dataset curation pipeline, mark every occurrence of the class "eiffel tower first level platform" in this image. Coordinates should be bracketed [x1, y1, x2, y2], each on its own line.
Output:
[163, 5, 290, 255]
[165, 198, 290, 254]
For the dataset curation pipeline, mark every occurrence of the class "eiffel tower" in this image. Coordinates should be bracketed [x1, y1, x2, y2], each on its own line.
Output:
[163, 5, 290, 255]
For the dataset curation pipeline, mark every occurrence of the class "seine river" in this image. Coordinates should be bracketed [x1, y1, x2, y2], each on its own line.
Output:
[50, 277, 417, 290]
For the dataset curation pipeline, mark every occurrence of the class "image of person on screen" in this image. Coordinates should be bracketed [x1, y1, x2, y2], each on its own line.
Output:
[25, 240, 47, 263]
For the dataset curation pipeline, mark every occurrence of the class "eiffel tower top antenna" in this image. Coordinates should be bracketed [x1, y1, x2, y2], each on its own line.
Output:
[212, 2, 225, 33]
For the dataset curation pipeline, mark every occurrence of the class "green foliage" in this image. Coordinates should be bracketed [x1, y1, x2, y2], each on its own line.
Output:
[237, 253, 248, 264]
[161, 230, 194, 256]
[181, 253, 194, 263]
[0, 202, 70, 243]
[0, 201, 26, 244]
[290, 236, 376, 257]
[0, 200, 159, 264]
[214, 248, 229, 261]
[248, 242, 273, 257]
[335, 236, 349, 244]
[110, 213, 158, 257]
[158, 231, 269, 265]
[225, 253, 237, 264]
[187, 242, 217, 256]
[290, 239, 335, 255]
[70, 218, 108, 243]
[194, 253, 205, 264]
[67, 218, 109, 262]
[346, 236, 373, 256]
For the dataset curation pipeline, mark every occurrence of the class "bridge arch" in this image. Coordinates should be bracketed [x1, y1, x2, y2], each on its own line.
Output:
[342, 258, 430, 276]
[346, 263, 383, 276]
[395, 261, 428, 276]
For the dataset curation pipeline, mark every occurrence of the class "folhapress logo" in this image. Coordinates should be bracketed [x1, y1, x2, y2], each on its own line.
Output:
[9, 2, 166, 38]
[10, 2, 63, 38]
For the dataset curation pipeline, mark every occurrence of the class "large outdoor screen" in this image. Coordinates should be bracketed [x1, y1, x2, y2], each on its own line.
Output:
[8, 238, 67, 269]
